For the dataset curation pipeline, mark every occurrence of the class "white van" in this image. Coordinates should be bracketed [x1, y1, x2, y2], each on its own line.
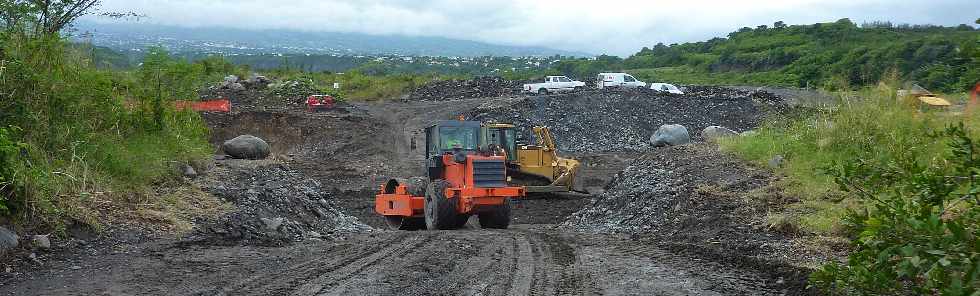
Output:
[596, 73, 646, 89]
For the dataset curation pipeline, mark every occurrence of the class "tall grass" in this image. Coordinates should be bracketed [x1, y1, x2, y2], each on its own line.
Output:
[0, 34, 212, 233]
[720, 82, 979, 235]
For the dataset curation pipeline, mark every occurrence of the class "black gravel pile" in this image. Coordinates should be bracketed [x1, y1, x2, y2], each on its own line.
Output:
[192, 162, 370, 246]
[408, 76, 526, 101]
[560, 144, 773, 239]
[470, 87, 787, 153]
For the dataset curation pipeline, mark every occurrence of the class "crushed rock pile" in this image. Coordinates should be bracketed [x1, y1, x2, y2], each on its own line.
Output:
[408, 76, 526, 101]
[470, 87, 787, 153]
[191, 161, 370, 246]
[560, 144, 771, 237]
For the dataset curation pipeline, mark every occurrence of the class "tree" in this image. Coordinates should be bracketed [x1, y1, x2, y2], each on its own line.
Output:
[773, 21, 787, 29]
[0, 0, 100, 36]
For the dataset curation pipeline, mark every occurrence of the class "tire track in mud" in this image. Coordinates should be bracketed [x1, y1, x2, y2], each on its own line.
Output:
[209, 233, 412, 295]
[293, 233, 435, 296]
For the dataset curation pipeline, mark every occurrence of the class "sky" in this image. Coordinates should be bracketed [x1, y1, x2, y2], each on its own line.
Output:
[89, 0, 980, 56]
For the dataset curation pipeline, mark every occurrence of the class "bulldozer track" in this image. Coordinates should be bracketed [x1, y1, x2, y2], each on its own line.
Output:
[214, 233, 413, 295]
[294, 233, 434, 296]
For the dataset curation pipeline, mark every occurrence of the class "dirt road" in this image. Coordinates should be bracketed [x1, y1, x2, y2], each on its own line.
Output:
[0, 85, 814, 295]
[1, 223, 795, 295]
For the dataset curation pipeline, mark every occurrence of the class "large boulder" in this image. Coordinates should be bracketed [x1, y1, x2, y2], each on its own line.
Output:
[0, 226, 18, 253]
[222, 135, 271, 159]
[650, 124, 691, 147]
[701, 126, 739, 141]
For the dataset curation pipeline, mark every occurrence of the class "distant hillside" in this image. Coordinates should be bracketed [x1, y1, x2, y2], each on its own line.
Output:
[556, 19, 979, 92]
[73, 21, 590, 58]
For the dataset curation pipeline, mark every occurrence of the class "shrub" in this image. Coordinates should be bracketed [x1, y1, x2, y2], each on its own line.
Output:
[810, 124, 979, 295]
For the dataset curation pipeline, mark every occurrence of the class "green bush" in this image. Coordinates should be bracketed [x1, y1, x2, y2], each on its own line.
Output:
[810, 124, 979, 295]
[0, 34, 211, 231]
[721, 85, 978, 234]
[0, 126, 27, 216]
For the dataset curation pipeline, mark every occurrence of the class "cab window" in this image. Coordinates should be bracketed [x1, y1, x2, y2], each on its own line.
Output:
[558, 77, 571, 82]
[439, 126, 478, 150]
[624, 75, 636, 82]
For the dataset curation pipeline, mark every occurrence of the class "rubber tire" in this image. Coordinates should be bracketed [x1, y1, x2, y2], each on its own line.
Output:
[384, 216, 425, 231]
[538, 88, 549, 95]
[478, 198, 512, 229]
[453, 214, 471, 229]
[424, 180, 458, 230]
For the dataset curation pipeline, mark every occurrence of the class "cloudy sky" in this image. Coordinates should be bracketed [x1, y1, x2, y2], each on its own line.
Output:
[90, 0, 979, 56]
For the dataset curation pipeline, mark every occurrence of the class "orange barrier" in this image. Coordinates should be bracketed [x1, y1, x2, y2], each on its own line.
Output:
[175, 99, 231, 112]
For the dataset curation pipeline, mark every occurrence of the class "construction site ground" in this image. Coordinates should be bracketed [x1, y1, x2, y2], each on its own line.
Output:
[0, 84, 825, 295]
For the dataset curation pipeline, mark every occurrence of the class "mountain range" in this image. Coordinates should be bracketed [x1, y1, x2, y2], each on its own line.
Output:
[73, 21, 590, 58]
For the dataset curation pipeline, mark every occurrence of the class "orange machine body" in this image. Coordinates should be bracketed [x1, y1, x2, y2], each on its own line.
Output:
[375, 153, 524, 218]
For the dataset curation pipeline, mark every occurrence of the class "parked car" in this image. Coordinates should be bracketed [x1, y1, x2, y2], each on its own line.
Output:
[523, 76, 586, 94]
[596, 73, 646, 89]
[649, 83, 684, 94]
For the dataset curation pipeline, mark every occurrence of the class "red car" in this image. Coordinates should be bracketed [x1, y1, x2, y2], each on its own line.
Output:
[306, 95, 335, 112]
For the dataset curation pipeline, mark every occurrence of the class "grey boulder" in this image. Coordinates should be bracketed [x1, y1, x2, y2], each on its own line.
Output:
[32, 234, 50, 250]
[0, 226, 17, 253]
[650, 124, 691, 147]
[223, 135, 271, 159]
[701, 126, 739, 141]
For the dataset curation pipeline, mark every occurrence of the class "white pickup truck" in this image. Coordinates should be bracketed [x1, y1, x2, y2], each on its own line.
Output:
[523, 76, 586, 94]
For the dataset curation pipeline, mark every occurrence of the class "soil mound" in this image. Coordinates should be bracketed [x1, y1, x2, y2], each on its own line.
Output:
[470, 87, 787, 153]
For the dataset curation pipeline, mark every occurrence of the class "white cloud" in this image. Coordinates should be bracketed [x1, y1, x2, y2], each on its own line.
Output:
[90, 0, 979, 56]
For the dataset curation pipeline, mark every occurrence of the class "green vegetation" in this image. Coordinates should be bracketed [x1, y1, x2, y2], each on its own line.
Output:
[264, 70, 462, 101]
[558, 19, 979, 92]
[0, 2, 234, 232]
[720, 81, 979, 294]
[809, 124, 979, 295]
[721, 83, 979, 234]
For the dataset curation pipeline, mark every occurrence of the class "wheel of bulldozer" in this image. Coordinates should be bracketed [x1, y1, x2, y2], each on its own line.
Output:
[478, 198, 512, 229]
[384, 216, 425, 231]
[424, 180, 458, 230]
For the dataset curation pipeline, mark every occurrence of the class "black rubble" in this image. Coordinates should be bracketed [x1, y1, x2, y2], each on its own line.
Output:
[408, 76, 527, 101]
[192, 162, 370, 246]
[470, 87, 788, 153]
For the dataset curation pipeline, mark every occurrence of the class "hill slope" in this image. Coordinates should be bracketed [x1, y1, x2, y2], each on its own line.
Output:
[558, 19, 979, 91]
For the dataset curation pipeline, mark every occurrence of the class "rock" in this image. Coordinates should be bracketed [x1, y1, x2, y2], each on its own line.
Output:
[182, 164, 198, 178]
[227, 82, 246, 92]
[0, 226, 18, 253]
[70, 265, 82, 270]
[261, 217, 284, 231]
[650, 124, 691, 147]
[701, 126, 738, 141]
[741, 130, 758, 137]
[224, 75, 239, 83]
[28, 252, 40, 264]
[768, 155, 785, 168]
[222, 135, 271, 160]
[32, 234, 51, 250]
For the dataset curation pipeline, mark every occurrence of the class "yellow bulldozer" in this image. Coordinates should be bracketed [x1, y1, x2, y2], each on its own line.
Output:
[484, 123, 580, 194]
